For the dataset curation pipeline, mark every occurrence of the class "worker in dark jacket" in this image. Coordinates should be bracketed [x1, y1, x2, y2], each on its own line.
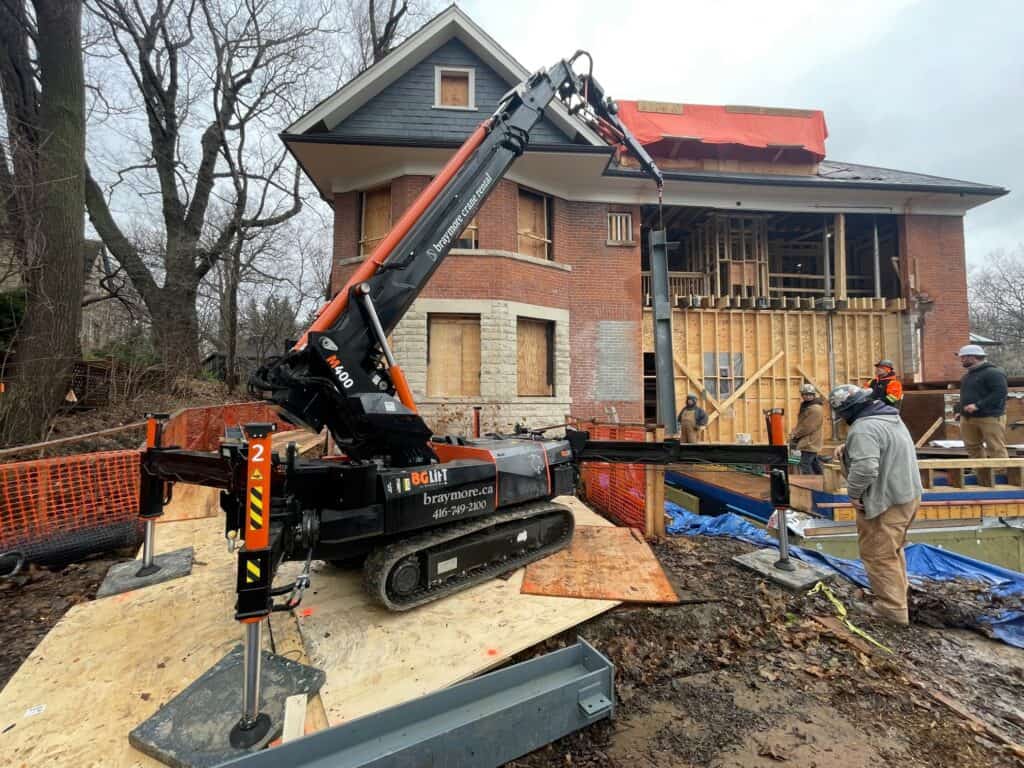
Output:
[957, 344, 1009, 458]
[677, 394, 708, 443]
[868, 359, 903, 408]
[789, 383, 824, 475]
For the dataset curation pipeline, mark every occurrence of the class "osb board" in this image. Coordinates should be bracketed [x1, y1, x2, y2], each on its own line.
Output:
[0, 515, 314, 768]
[297, 495, 620, 725]
[521, 525, 678, 603]
[643, 308, 902, 443]
[1, 426, 324, 768]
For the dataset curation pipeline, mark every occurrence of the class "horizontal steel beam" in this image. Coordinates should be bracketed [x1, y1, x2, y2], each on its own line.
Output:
[224, 639, 614, 768]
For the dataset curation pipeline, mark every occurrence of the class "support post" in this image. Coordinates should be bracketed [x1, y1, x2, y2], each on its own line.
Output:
[137, 412, 169, 577]
[649, 229, 678, 436]
[770, 467, 795, 572]
[834, 213, 847, 302]
[872, 216, 882, 299]
[826, 313, 838, 440]
[230, 422, 277, 748]
[822, 216, 831, 298]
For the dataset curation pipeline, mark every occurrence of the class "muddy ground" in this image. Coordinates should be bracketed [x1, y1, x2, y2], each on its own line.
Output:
[0, 553, 131, 689]
[1, 530, 1021, 766]
[506, 535, 1024, 768]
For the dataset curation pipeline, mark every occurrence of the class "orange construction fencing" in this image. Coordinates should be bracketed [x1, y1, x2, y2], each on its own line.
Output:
[0, 450, 142, 564]
[160, 401, 295, 452]
[0, 401, 296, 564]
[573, 420, 648, 531]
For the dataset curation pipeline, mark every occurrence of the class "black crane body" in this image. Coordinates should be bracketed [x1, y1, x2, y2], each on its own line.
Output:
[138, 53, 791, 618]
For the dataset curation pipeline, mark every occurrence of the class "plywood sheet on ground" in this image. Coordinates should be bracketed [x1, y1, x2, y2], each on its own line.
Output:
[297, 495, 620, 725]
[0, 510, 328, 767]
[0, 494, 615, 764]
[521, 525, 679, 604]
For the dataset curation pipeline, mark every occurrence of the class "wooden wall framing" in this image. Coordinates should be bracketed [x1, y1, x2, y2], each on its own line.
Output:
[643, 308, 904, 442]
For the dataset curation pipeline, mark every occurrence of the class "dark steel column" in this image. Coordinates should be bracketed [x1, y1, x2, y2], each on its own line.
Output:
[649, 229, 678, 435]
[873, 216, 882, 299]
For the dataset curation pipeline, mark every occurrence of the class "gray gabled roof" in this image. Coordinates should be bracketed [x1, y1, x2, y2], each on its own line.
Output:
[606, 157, 1008, 196]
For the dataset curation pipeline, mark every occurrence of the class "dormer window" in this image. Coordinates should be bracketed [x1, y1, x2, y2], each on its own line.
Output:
[434, 66, 475, 110]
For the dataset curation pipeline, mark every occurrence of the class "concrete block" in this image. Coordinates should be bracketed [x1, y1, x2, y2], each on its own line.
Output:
[732, 548, 833, 592]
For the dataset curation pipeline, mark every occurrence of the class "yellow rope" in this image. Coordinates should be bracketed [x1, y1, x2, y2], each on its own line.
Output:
[807, 581, 893, 654]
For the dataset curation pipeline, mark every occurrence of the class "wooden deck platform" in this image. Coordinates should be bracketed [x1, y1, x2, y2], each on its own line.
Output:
[668, 466, 1024, 524]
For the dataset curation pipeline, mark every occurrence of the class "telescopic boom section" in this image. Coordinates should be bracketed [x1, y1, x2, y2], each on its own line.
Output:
[254, 54, 663, 465]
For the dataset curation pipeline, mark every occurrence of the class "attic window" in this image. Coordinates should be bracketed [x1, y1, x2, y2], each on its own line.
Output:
[434, 66, 475, 110]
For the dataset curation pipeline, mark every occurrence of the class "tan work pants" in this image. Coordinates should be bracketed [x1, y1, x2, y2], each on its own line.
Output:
[960, 415, 1008, 459]
[680, 424, 699, 443]
[856, 498, 920, 624]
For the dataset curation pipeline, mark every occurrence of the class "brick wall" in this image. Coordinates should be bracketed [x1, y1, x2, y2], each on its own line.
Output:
[899, 214, 969, 381]
[330, 175, 645, 426]
[552, 199, 644, 422]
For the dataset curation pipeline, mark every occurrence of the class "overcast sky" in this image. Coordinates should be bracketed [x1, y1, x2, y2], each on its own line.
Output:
[462, 0, 1021, 266]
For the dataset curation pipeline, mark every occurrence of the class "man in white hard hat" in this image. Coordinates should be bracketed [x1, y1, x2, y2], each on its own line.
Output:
[829, 384, 922, 625]
[957, 344, 1008, 459]
[789, 383, 824, 474]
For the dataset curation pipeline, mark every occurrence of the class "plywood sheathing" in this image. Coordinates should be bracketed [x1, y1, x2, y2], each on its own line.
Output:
[644, 308, 903, 443]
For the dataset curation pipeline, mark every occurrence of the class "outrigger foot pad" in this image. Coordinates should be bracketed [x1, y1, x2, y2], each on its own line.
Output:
[129, 644, 325, 768]
[96, 546, 195, 598]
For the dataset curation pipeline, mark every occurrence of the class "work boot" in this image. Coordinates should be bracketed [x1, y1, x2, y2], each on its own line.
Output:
[863, 602, 909, 627]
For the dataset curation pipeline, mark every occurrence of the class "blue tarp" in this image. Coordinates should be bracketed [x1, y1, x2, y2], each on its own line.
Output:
[665, 502, 1024, 648]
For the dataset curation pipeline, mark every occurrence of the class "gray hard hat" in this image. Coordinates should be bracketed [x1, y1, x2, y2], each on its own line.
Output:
[799, 383, 817, 395]
[875, 359, 895, 369]
[957, 344, 986, 357]
[686, 393, 698, 403]
[828, 384, 872, 415]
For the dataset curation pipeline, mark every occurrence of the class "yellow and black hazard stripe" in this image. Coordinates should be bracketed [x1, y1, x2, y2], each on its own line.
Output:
[249, 486, 264, 531]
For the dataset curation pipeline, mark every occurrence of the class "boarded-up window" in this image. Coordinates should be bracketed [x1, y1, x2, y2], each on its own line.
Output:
[427, 314, 481, 397]
[517, 317, 555, 397]
[359, 185, 391, 257]
[455, 217, 479, 249]
[607, 212, 633, 243]
[517, 188, 552, 260]
[435, 67, 474, 109]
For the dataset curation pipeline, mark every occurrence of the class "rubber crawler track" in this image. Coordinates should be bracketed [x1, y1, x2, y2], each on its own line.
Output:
[363, 501, 574, 611]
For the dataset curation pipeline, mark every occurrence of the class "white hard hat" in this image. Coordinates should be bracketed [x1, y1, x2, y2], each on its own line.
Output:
[799, 383, 816, 395]
[957, 344, 986, 357]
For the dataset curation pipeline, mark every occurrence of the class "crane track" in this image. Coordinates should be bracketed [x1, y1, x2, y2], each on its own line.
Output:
[363, 501, 574, 611]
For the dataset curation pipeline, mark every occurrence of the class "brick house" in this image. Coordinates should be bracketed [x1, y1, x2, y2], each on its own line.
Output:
[285, 6, 1007, 440]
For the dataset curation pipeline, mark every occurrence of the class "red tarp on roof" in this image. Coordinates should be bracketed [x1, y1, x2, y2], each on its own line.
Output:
[616, 101, 828, 161]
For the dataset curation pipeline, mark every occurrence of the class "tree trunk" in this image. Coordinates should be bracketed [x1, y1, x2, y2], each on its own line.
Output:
[223, 246, 241, 391]
[149, 284, 202, 377]
[0, 0, 85, 446]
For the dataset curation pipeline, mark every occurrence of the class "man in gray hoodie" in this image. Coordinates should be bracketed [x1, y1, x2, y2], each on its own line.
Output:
[829, 384, 923, 625]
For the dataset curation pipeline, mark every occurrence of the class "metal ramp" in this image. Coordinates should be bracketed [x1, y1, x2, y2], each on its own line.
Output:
[225, 638, 615, 768]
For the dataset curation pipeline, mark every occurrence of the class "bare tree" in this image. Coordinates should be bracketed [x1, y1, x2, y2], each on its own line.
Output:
[969, 245, 1024, 374]
[335, 0, 436, 80]
[0, 0, 87, 445]
[83, 0, 331, 374]
[203, 214, 331, 388]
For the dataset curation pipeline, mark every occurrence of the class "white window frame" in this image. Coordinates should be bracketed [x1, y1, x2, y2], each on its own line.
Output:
[433, 65, 476, 111]
[607, 211, 634, 245]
